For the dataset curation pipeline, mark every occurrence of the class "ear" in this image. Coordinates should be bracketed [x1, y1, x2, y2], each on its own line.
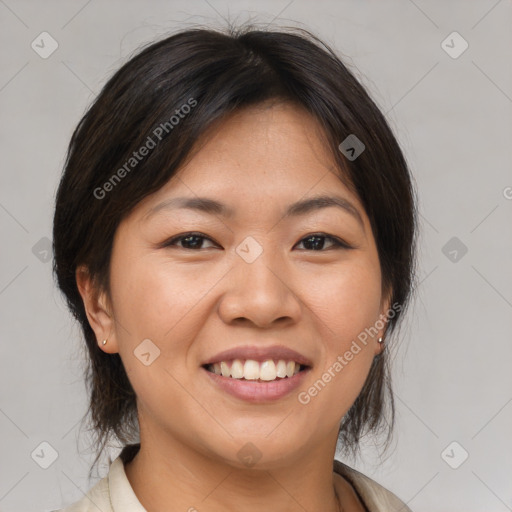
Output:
[75, 265, 119, 354]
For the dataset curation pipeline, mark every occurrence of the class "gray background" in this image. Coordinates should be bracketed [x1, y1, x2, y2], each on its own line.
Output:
[1, 0, 511, 510]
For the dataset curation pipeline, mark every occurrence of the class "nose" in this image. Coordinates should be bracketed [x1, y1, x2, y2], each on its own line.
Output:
[217, 252, 302, 329]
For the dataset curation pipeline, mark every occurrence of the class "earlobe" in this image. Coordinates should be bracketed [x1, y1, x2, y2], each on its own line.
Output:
[375, 290, 393, 355]
[75, 265, 118, 353]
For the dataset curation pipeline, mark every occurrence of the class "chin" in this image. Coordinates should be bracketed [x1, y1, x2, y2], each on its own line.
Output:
[203, 432, 309, 471]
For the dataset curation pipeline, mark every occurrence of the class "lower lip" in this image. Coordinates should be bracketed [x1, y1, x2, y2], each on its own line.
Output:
[202, 367, 310, 403]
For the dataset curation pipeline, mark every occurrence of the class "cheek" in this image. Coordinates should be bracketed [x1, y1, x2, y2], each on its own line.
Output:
[304, 256, 383, 342]
[107, 255, 210, 421]
[295, 258, 382, 413]
[107, 252, 231, 401]
[109, 253, 220, 341]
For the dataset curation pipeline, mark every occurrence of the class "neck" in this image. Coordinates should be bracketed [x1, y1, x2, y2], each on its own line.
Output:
[123, 435, 345, 512]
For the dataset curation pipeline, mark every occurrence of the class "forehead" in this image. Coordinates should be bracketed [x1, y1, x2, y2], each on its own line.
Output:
[179, 101, 334, 180]
[134, 102, 364, 219]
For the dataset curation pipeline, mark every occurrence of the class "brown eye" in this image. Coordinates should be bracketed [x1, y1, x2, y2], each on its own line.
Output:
[295, 233, 351, 251]
[163, 232, 218, 250]
[161, 232, 351, 251]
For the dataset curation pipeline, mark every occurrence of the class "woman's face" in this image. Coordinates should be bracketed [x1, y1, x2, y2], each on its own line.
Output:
[87, 102, 390, 469]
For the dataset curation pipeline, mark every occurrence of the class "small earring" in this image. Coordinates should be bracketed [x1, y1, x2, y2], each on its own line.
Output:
[378, 337, 384, 344]
[102, 339, 107, 346]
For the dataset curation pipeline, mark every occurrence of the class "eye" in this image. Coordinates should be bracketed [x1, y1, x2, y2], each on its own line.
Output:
[294, 233, 351, 251]
[162, 232, 219, 250]
[161, 232, 352, 251]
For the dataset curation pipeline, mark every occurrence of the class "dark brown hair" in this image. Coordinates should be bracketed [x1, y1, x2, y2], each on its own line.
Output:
[53, 23, 418, 476]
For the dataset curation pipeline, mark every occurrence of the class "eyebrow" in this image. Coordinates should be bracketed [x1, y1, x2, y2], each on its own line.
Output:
[143, 194, 365, 230]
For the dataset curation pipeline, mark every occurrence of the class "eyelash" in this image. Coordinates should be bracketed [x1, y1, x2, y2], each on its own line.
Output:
[162, 232, 352, 251]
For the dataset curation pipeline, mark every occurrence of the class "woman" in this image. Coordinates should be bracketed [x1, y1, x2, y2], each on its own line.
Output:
[52, 24, 417, 512]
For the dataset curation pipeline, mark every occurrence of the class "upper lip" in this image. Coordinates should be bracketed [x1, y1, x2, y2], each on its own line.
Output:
[202, 345, 313, 367]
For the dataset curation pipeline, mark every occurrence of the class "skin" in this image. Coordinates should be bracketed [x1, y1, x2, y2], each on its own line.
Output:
[77, 101, 391, 512]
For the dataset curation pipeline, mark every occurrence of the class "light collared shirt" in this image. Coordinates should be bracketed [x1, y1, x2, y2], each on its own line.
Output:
[52, 445, 412, 512]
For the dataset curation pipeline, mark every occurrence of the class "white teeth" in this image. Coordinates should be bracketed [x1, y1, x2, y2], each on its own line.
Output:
[220, 361, 230, 377]
[208, 359, 304, 381]
[259, 360, 276, 381]
[230, 359, 244, 379]
[243, 360, 260, 380]
[276, 360, 287, 378]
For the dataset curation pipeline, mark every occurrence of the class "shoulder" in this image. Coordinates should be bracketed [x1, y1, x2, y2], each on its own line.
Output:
[52, 451, 145, 512]
[333, 459, 412, 512]
[52, 466, 112, 512]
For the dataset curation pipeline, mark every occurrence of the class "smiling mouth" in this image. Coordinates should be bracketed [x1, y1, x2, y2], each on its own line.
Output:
[203, 359, 309, 382]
